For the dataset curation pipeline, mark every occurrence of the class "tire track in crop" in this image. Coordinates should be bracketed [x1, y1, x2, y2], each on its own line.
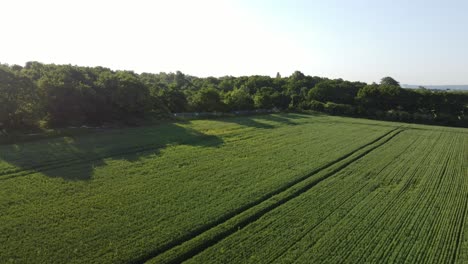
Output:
[275, 133, 426, 263]
[302, 136, 425, 263]
[339, 131, 465, 264]
[137, 128, 404, 264]
[269, 135, 423, 263]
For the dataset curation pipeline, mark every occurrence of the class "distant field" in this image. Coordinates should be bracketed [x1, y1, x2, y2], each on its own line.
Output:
[0, 113, 466, 263]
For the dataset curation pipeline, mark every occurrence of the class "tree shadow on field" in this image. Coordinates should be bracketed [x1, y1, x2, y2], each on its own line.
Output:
[287, 112, 326, 118]
[0, 123, 223, 181]
[255, 114, 302, 126]
[218, 115, 276, 129]
[220, 113, 311, 128]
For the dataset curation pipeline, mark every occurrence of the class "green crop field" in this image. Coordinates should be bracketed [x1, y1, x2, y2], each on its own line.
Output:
[0, 113, 466, 263]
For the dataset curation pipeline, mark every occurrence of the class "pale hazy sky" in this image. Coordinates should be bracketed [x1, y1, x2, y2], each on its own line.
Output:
[1, 0, 467, 84]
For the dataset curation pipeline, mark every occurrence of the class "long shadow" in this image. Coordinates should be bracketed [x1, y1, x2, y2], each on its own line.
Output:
[0, 123, 223, 181]
[217, 115, 276, 129]
[254, 114, 302, 126]
[284, 112, 326, 118]
[217, 113, 313, 129]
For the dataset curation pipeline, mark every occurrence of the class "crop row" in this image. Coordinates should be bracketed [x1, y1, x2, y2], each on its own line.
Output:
[146, 128, 403, 263]
[184, 129, 420, 263]
[0, 114, 393, 263]
[312, 131, 464, 263]
[186, 129, 467, 263]
[0, 114, 362, 179]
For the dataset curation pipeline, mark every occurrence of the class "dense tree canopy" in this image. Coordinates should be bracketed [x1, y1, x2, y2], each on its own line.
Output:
[380, 76, 400, 87]
[0, 62, 466, 129]
[308, 80, 363, 105]
[190, 87, 225, 112]
[0, 66, 39, 128]
[224, 87, 254, 111]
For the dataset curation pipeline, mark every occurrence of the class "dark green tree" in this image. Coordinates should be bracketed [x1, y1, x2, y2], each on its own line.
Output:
[190, 87, 225, 112]
[224, 87, 254, 111]
[380, 76, 400, 87]
[0, 67, 40, 128]
[160, 87, 188, 112]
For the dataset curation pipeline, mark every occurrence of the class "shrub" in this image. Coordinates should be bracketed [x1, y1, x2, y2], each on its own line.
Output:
[309, 100, 325, 111]
[324, 102, 356, 116]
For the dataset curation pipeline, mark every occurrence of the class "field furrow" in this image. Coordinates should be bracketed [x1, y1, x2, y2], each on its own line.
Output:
[1, 114, 466, 264]
[0, 114, 394, 263]
[186, 129, 467, 264]
[144, 129, 402, 264]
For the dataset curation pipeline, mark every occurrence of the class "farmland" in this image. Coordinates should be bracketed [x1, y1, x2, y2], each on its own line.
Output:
[0, 113, 467, 263]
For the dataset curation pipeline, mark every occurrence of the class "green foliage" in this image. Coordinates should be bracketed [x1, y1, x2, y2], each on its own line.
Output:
[273, 92, 291, 109]
[289, 94, 303, 109]
[356, 83, 402, 110]
[0, 66, 39, 128]
[384, 109, 412, 121]
[308, 80, 360, 104]
[0, 62, 466, 129]
[253, 87, 290, 109]
[189, 87, 225, 112]
[284, 71, 311, 96]
[111, 71, 151, 115]
[159, 88, 188, 113]
[309, 100, 325, 111]
[36, 66, 152, 126]
[224, 87, 254, 111]
[324, 102, 356, 115]
[36, 67, 88, 126]
[253, 87, 275, 109]
[380, 76, 400, 87]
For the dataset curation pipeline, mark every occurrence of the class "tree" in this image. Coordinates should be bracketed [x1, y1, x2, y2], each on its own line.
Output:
[380, 76, 400, 87]
[224, 88, 254, 111]
[37, 66, 90, 126]
[95, 70, 152, 121]
[252, 87, 289, 109]
[289, 94, 303, 109]
[271, 92, 290, 109]
[308, 80, 359, 105]
[356, 83, 381, 110]
[174, 71, 187, 88]
[1, 61, 466, 128]
[285, 71, 312, 96]
[290, 70, 305, 81]
[159, 87, 188, 113]
[218, 77, 236, 92]
[111, 71, 151, 115]
[356, 83, 402, 111]
[253, 93, 272, 109]
[245, 75, 274, 93]
[0, 67, 39, 128]
[190, 87, 225, 112]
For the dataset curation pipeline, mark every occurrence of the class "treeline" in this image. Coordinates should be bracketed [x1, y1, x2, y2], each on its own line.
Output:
[1, 62, 467, 129]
